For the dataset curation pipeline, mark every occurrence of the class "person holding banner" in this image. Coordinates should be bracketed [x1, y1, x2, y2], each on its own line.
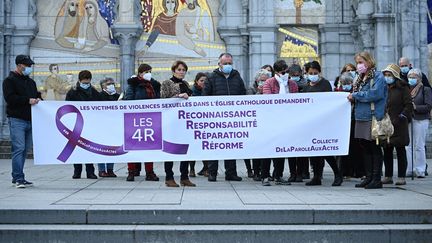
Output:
[381, 64, 413, 186]
[348, 51, 387, 189]
[3, 55, 41, 188]
[262, 60, 298, 186]
[66, 70, 100, 180]
[302, 61, 343, 186]
[97, 77, 119, 178]
[405, 68, 432, 178]
[160, 60, 196, 187]
[202, 53, 246, 182]
[123, 64, 161, 182]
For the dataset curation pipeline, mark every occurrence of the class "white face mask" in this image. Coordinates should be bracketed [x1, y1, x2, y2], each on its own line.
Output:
[143, 73, 152, 81]
[280, 73, 289, 82]
[106, 84, 116, 94]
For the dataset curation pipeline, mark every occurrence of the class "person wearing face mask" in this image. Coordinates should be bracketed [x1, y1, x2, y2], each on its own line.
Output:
[302, 61, 343, 187]
[288, 64, 307, 93]
[334, 63, 357, 91]
[405, 68, 432, 178]
[65, 70, 100, 180]
[202, 53, 246, 182]
[190, 72, 207, 177]
[261, 60, 298, 186]
[399, 57, 431, 88]
[160, 60, 196, 187]
[123, 64, 161, 182]
[348, 51, 387, 189]
[96, 77, 120, 178]
[3, 55, 42, 188]
[381, 64, 413, 186]
[336, 72, 365, 180]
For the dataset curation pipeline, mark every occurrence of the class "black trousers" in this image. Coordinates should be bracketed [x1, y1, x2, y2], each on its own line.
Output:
[73, 164, 95, 175]
[383, 145, 407, 178]
[208, 160, 237, 177]
[359, 139, 383, 181]
[288, 157, 306, 177]
[261, 158, 286, 179]
[244, 159, 261, 174]
[165, 161, 190, 180]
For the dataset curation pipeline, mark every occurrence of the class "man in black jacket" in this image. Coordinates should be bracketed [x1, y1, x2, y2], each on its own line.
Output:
[66, 70, 100, 179]
[202, 53, 246, 182]
[399, 57, 431, 88]
[3, 55, 41, 188]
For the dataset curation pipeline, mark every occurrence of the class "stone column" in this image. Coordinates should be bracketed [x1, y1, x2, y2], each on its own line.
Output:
[373, 0, 394, 70]
[248, 0, 277, 84]
[112, 0, 142, 89]
[399, 0, 418, 66]
[419, 0, 428, 73]
[217, 0, 249, 83]
[319, 0, 356, 81]
[356, 0, 375, 53]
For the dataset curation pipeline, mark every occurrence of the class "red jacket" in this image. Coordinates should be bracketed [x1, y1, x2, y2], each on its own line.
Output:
[263, 77, 298, 94]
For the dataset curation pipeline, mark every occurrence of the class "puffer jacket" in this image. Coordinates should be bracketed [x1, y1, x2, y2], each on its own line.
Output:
[202, 69, 246, 96]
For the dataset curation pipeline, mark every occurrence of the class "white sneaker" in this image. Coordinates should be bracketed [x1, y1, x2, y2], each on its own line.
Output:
[395, 177, 406, 185]
[15, 182, 26, 189]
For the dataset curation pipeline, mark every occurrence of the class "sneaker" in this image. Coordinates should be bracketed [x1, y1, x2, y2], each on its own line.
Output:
[381, 177, 393, 184]
[395, 177, 406, 185]
[262, 177, 271, 186]
[275, 177, 291, 185]
[23, 180, 33, 186]
[15, 182, 26, 188]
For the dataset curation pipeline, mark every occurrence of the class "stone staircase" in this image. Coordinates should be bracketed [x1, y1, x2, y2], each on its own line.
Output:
[0, 209, 431, 242]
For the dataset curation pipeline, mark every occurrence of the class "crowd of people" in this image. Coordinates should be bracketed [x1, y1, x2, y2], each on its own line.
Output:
[3, 52, 431, 189]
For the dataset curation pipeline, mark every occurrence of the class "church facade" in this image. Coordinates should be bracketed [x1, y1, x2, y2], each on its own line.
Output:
[0, 0, 429, 139]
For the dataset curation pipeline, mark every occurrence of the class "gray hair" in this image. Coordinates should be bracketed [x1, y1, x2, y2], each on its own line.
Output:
[407, 68, 422, 79]
[254, 69, 271, 82]
[339, 72, 354, 84]
[100, 77, 115, 88]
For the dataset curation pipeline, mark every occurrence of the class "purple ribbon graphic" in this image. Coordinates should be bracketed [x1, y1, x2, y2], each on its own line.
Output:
[56, 105, 189, 162]
[56, 105, 128, 162]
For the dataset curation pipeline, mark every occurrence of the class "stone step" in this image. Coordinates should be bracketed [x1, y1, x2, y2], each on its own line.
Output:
[0, 224, 431, 243]
[1, 209, 431, 225]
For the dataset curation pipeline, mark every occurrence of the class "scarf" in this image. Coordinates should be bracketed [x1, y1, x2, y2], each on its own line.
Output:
[171, 76, 192, 95]
[410, 82, 423, 98]
[354, 69, 375, 92]
[137, 77, 155, 99]
[275, 75, 289, 94]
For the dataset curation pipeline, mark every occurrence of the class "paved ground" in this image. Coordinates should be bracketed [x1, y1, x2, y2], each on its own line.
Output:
[0, 159, 431, 211]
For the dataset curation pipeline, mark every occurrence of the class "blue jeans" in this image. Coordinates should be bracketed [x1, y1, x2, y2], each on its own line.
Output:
[9, 118, 32, 183]
[98, 163, 114, 172]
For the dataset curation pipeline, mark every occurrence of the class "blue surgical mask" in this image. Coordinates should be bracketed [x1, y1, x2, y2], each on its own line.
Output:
[222, 64, 233, 74]
[80, 82, 91, 89]
[385, 76, 395, 84]
[401, 66, 410, 74]
[408, 78, 417, 86]
[342, 84, 352, 91]
[308, 74, 320, 83]
[291, 76, 300, 82]
[349, 71, 356, 78]
[23, 66, 33, 76]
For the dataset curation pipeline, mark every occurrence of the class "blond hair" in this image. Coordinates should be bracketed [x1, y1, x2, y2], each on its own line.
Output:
[354, 51, 376, 69]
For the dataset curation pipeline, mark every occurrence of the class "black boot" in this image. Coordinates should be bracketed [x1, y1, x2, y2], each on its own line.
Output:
[355, 153, 372, 188]
[326, 157, 343, 186]
[305, 159, 322, 186]
[365, 151, 383, 189]
[126, 172, 135, 181]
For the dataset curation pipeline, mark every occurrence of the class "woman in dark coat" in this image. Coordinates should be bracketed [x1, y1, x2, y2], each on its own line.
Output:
[381, 64, 413, 186]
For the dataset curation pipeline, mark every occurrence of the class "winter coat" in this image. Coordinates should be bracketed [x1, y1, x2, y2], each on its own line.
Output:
[262, 77, 298, 94]
[160, 77, 192, 98]
[386, 81, 413, 147]
[3, 71, 42, 121]
[65, 83, 101, 102]
[412, 86, 432, 120]
[352, 71, 387, 121]
[123, 77, 161, 100]
[191, 85, 202, 96]
[99, 91, 120, 101]
[202, 69, 246, 96]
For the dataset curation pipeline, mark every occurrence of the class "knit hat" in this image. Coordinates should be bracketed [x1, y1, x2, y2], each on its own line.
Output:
[382, 64, 401, 80]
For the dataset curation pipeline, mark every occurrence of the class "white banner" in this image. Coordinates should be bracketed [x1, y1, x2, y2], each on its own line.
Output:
[31, 92, 351, 165]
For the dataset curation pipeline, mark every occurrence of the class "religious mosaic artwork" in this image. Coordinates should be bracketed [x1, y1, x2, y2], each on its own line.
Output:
[138, 0, 219, 57]
[275, 0, 325, 25]
[278, 26, 320, 66]
[31, 0, 119, 100]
